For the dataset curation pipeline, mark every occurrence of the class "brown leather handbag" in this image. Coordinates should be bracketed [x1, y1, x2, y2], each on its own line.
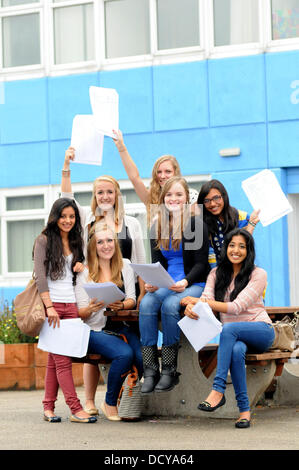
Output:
[15, 275, 46, 337]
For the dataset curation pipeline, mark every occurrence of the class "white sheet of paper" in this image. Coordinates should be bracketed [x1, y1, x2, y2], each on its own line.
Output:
[178, 302, 222, 352]
[71, 115, 104, 166]
[89, 86, 119, 138]
[241, 169, 293, 226]
[83, 282, 125, 306]
[37, 318, 90, 358]
[130, 262, 175, 288]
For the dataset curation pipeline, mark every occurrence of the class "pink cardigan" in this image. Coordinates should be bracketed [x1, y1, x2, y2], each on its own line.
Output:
[201, 267, 272, 324]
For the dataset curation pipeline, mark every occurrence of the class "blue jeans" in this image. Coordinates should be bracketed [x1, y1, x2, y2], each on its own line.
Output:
[139, 285, 204, 346]
[213, 321, 275, 412]
[87, 325, 143, 406]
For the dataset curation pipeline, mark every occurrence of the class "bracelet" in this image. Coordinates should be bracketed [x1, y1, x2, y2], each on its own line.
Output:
[45, 305, 53, 310]
[62, 169, 70, 175]
[248, 221, 256, 227]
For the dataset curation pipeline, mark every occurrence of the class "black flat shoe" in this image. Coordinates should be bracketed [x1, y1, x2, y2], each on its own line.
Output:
[43, 414, 61, 423]
[235, 418, 250, 429]
[197, 394, 226, 412]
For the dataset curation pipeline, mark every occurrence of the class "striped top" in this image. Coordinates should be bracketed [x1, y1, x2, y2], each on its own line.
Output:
[201, 266, 272, 324]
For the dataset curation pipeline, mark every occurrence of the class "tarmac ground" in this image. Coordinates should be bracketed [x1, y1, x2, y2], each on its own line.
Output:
[0, 385, 299, 455]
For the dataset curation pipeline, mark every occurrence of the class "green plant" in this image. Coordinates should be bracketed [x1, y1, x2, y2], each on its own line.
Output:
[0, 302, 37, 344]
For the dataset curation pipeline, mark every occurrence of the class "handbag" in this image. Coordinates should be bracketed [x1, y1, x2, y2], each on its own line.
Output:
[14, 275, 46, 337]
[117, 334, 143, 421]
[269, 314, 296, 352]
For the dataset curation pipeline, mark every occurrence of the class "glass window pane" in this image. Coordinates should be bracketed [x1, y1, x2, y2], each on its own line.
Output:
[73, 192, 92, 207]
[2, 13, 40, 67]
[121, 189, 141, 204]
[7, 219, 44, 272]
[6, 195, 44, 211]
[157, 0, 199, 50]
[271, 0, 299, 40]
[105, 0, 150, 58]
[2, 0, 39, 6]
[54, 4, 95, 64]
[214, 0, 259, 46]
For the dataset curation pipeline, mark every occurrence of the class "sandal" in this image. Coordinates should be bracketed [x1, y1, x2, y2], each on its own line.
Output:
[235, 418, 250, 429]
[197, 394, 226, 412]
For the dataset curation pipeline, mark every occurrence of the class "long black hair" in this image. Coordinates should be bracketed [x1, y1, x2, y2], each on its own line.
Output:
[41, 198, 84, 285]
[197, 179, 239, 236]
[214, 228, 255, 302]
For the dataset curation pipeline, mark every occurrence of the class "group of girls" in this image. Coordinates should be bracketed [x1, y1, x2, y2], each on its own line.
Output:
[33, 128, 274, 429]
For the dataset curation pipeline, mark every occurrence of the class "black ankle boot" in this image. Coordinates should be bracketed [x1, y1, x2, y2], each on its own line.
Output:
[141, 346, 160, 394]
[154, 343, 180, 393]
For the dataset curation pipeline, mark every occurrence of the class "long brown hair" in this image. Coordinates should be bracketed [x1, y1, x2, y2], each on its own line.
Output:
[87, 222, 123, 287]
[90, 175, 125, 226]
[155, 176, 190, 251]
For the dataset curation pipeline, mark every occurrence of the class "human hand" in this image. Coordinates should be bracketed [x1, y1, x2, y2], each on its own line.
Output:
[65, 147, 75, 166]
[73, 262, 85, 273]
[88, 298, 105, 314]
[249, 209, 260, 226]
[47, 307, 60, 328]
[169, 279, 188, 293]
[184, 303, 199, 320]
[107, 300, 124, 311]
[145, 284, 158, 293]
[180, 296, 199, 307]
[112, 130, 126, 152]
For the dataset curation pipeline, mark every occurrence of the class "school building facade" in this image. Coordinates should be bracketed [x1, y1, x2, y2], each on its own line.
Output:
[0, 0, 298, 308]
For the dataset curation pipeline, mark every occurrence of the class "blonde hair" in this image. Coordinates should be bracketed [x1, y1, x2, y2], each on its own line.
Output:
[155, 176, 190, 251]
[91, 175, 125, 226]
[147, 155, 181, 225]
[87, 222, 123, 287]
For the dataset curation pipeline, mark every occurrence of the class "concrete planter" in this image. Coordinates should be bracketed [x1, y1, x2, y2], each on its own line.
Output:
[0, 343, 84, 390]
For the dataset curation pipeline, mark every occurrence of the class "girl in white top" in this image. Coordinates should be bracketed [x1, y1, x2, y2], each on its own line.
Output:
[76, 222, 143, 420]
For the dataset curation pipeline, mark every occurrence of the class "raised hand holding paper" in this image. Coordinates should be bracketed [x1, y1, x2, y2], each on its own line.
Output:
[178, 301, 222, 352]
[242, 169, 293, 226]
[89, 86, 119, 138]
[71, 115, 104, 166]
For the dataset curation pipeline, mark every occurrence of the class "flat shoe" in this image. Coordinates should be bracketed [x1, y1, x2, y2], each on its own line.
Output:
[197, 394, 226, 412]
[84, 407, 99, 416]
[70, 414, 97, 423]
[100, 402, 121, 422]
[43, 414, 61, 423]
[235, 418, 250, 429]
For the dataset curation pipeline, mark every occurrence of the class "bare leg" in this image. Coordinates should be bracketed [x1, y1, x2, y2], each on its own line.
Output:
[83, 363, 100, 410]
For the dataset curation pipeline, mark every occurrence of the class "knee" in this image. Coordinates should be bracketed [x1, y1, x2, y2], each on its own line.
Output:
[231, 342, 247, 363]
[139, 293, 159, 313]
[161, 296, 180, 316]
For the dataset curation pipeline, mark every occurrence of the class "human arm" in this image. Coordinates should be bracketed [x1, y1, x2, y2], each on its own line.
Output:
[61, 147, 75, 194]
[107, 259, 136, 310]
[245, 209, 260, 235]
[112, 130, 149, 205]
[182, 217, 210, 286]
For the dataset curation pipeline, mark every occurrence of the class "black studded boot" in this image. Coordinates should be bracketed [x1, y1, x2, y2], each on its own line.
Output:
[154, 342, 180, 393]
[141, 345, 160, 394]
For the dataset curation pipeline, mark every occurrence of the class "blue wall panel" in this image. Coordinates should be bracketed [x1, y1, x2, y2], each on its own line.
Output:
[287, 167, 299, 193]
[153, 61, 209, 131]
[100, 67, 153, 134]
[266, 51, 299, 122]
[48, 73, 99, 141]
[268, 120, 299, 168]
[0, 78, 48, 144]
[209, 55, 266, 127]
[0, 142, 49, 187]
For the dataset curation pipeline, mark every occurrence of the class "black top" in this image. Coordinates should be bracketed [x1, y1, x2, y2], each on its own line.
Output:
[149, 216, 210, 286]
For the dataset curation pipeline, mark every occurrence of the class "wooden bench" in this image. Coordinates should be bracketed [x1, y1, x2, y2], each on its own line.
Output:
[73, 306, 299, 418]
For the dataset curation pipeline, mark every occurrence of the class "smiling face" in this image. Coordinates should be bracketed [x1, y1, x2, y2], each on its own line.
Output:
[156, 160, 175, 187]
[203, 188, 224, 217]
[95, 229, 115, 261]
[95, 181, 116, 211]
[227, 235, 247, 267]
[164, 182, 187, 213]
[57, 206, 76, 234]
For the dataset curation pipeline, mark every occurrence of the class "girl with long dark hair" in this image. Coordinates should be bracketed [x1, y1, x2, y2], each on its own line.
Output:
[182, 228, 275, 428]
[33, 198, 96, 423]
[197, 179, 260, 267]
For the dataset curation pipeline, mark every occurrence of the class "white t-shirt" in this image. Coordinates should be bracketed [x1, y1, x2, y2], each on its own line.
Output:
[47, 254, 76, 303]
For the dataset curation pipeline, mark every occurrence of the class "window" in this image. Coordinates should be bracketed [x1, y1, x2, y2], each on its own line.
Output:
[7, 219, 44, 272]
[104, 0, 150, 58]
[53, 2, 95, 64]
[271, 0, 299, 40]
[156, 0, 200, 50]
[213, 0, 259, 47]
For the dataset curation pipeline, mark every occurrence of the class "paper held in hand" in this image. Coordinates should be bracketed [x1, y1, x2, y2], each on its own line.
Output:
[241, 169, 293, 226]
[83, 282, 125, 306]
[178, 302, 222, 352]
[71, 114, 104, 166]
[130, 262, 175, 288]
[89, 86, 119, 138]
[37, 318, 90, 358]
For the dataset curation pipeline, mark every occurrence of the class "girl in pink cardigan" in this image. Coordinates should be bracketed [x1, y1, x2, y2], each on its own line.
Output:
[181, 228, 275, 429]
